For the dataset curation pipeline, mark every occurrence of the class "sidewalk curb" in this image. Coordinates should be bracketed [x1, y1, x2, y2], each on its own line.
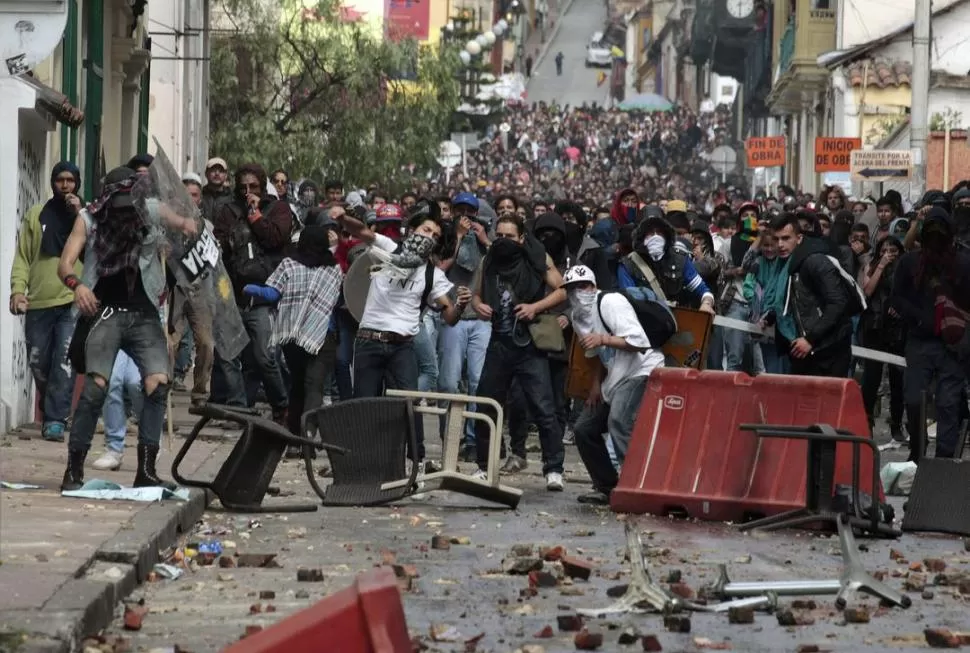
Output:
[532, 0, 579, 73]
[0, 443, 226, 653]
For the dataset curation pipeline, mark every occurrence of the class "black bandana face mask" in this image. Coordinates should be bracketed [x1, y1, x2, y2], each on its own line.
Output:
[392, 232, 435, 268]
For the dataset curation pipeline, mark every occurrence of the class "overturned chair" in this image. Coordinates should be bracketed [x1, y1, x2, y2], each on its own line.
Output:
[303, 392, 522, 509]
[172, 403, 347, 513]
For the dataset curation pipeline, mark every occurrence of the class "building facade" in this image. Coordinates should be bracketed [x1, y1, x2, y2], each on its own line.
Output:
[0, 0, 152, 433]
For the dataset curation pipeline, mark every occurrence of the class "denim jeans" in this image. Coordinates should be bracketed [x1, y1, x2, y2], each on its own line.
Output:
[414, 312, 439, 393]
[353, 337, 425, 459]
[333, 308, 357, 401]
[220, 305, 288, 411]
[507, 358, 568, 457]
[24, 305, 77, 426]
[103, 351, 143, 453]
[69, 309, 169, 452]
[282, 336, 336, 436]
[437, 318, 491, 442]
[173, 328, 193, 378]
[474, 338, 564, 475]
[574, 375, 648, 492]
[723, 298, 751, 372]
[761, 340, 791, 374]
[209, 348, 245, 406]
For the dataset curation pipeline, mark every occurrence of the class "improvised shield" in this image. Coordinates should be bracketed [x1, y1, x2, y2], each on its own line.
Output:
[342, 250, 376, 323]
[131, 141, 249, 360]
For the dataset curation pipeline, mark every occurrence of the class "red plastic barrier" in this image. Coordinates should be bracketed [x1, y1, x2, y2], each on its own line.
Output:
[611, 369, 881, 521]
[223, 568, 411, 653]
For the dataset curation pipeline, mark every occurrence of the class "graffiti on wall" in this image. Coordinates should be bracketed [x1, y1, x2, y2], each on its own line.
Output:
[8, 129, 44, 423]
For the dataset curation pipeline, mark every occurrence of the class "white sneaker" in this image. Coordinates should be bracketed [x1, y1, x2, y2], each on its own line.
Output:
[471, 468, 488, 481]
[92, 450, 124, 471]
[545, 472, 564, 492]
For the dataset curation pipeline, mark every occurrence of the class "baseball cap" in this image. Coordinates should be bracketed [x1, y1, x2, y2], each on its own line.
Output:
[451, 192, 479, 210]
[181, 172, 203, 186]
[561, 265, 596, 288]
[205, 157, 228, 171]
[666, 199, 688, 213]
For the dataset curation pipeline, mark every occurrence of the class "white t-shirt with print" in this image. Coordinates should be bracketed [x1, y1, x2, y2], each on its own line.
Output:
[574, 292, 664, 404]
[359, 234, 453, 337]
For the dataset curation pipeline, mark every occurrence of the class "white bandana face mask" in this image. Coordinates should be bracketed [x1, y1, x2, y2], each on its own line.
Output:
[644, 234, 666, 260]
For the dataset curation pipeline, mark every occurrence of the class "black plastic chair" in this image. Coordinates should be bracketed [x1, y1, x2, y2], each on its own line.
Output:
[301, 397, 420, 506]
[172, 403, 346, 512]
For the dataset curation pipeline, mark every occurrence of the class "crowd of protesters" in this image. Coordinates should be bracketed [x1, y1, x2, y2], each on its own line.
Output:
[9, 101, 970, 504]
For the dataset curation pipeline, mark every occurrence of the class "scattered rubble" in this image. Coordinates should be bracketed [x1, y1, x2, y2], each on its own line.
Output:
[842, 607, 870, 624]
[431, 536, 451, 551]
[296, 568, 324, 582]
[574, 628, 604, 650]
[663, 615, 691, 633]
[727, 606, 755, 624]
[640, 634, 663, 651]
[924, 628, 962, 648]
[557, 614, 584, 632]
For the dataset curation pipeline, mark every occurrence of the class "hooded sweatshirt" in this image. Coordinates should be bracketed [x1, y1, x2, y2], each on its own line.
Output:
[10, 164, 84, 309]
[610, 188, 640, 226]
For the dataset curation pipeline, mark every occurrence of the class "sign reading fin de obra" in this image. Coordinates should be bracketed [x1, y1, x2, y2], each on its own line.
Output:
[850, 149, 913, 182]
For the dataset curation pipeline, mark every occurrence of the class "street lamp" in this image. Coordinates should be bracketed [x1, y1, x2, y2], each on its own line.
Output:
[466, 40, 482, 55]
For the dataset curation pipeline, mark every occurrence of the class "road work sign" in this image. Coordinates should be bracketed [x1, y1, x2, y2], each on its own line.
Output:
[815, 137, 862, 173]
[745, 137, 785, 168]
[850, 149, 913, 182]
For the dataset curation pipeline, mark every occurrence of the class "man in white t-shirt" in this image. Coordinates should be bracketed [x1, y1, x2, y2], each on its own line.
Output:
[334, 208, 471, 462]
[562, 264, 664, 506]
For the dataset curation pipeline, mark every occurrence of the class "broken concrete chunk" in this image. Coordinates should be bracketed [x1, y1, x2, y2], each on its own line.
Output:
[640, 634, 663, 651]
[503, 557, 543, 575]
[663, 615, 691, 633]
[510, 543, 535, 557]
[727, 606, 754, 624]
[296, 568, 324, 582]
[529, 570, 559, 588]
[557, 614, 584, 632]
[842, 607, 870, 624]
[561, 556, 594, 581]
[574, 628, 604, 650]
[924, 628, 962, 648]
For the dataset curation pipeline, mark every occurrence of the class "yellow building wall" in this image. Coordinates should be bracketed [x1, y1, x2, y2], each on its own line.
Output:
[425, 0, 449, 45]
[854, 86, 911, 145]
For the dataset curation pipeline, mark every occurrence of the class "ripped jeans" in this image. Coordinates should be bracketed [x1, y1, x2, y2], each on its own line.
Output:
[24, 305, 78, 426]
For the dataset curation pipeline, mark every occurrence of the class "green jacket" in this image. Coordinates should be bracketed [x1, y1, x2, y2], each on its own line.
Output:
[10, 204, 82, 310]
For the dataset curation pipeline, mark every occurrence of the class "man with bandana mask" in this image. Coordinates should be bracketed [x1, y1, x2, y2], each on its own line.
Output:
[436, 193, 492, 461]
[554, 200, 588, 261]
[57, 166, 198, 491]
[617, 211, 716, 313]
[471, 214, 568, 491]
[293, 180, 320, 233]
[610, 188, 640, 227]
[10, 161, 84, 442]
[951, 185, 970, 250]
[333, 207, 470, 465]
[561, 264, 665, 505]
[892, 207, 970, 461]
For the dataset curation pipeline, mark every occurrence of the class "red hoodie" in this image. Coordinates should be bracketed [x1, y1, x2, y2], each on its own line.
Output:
[334, 237, 361, 272]
[611, 187, 640, 226]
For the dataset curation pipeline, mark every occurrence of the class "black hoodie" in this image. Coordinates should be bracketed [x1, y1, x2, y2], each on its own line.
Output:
[785, 236, 853, 351]
[533, 212, 568, 267]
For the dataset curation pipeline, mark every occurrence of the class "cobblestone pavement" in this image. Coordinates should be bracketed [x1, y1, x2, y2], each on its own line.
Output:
[96, 411, 969, 653]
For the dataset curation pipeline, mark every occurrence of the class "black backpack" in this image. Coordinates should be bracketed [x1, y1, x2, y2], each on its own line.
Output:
[596, 287, 678, 348]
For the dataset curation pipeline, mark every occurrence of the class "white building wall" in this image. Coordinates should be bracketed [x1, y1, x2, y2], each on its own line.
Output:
[148, 0, 209, 175]
[837, 0, 965, 50]
[0, 78, 51, 434]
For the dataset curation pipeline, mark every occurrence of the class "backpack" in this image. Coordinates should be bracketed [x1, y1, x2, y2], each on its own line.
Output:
[824, 254, 867, 317]
[596, 287, 678, 349]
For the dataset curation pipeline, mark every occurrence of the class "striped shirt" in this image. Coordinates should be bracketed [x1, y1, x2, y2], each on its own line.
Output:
[265, 258, 343, 355]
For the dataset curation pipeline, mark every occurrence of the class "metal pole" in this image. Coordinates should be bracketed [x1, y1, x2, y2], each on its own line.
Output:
[910, 0, 931, 203]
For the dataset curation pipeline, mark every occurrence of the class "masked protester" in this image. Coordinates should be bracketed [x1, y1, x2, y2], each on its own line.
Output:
[618, 213, 716, 312]
[562, 265, 665, 505]
[951, 186, 970, 249]
[892, 207, 970, 461]
[471, 215, 568, 491]
[9, 162, 83, 442]
[554, 200, 588, 260]
[57, 166, 199, 491]
[334, 206, 469, 468]
[242, 225, 343, 455]
[610, 188, 640, 227]
[294, 180, 320, 231]
[371, 203, 405, 242]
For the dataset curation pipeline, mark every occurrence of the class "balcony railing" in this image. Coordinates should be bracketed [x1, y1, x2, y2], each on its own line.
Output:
[778, 19, 794, 74]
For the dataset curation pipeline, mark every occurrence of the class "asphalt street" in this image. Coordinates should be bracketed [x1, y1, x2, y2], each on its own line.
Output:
[526, 0, 612, 107]
[100, 410, 970, 653]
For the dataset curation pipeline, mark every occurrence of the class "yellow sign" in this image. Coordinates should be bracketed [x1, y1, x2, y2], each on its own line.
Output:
[850, 150, 913, 182]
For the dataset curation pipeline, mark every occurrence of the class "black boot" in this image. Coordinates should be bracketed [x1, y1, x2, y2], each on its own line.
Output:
[60, 449, 88, 491]
[133, 443, 177, 491]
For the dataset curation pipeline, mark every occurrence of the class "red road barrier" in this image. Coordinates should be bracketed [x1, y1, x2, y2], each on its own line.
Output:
[611, 369, 881, 521]
[222, 567, 411, 653]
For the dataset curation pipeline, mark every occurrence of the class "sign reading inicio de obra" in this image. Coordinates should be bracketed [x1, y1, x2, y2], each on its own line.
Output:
[745, 136, 785, 168]
[814, 137, 862, 173]
[850, 149, 913, 182]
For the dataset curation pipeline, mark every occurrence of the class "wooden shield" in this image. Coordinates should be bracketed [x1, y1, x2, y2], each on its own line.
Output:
[566, 334, 601, 400]
[663, 307, 714, 369]
[342, 250, 376, 323]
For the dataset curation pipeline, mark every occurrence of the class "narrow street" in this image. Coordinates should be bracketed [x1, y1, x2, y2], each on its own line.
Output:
[100, 411, 970, 653]
[526, 0, 612, 107]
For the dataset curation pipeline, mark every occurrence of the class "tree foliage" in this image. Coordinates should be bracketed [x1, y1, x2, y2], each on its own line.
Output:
[210, 0, 461, 191]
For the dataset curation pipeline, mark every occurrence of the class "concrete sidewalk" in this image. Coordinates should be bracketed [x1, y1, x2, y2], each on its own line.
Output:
[0, 393, 231, 653]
